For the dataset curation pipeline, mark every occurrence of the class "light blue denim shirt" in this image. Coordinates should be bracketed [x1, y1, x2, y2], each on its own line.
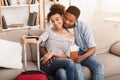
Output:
[74, 20, 96, 51]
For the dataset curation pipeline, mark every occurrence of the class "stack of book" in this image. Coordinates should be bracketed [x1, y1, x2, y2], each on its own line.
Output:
[2, 15, 8, 29]
[1, 0, 11, 6]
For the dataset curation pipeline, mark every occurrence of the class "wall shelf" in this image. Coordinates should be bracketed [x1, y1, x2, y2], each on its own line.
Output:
[0, 0, 41, 31]
[1, 4, 38, 8]
[2, 25, 40, 32]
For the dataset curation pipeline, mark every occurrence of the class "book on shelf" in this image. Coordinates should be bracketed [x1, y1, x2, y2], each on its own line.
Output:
[26, 0, 32, 4]
[1, 0, 4, 6]
[0, 17, 2, 30]
[31, 0, 35, 4]
[35, 13, 40, 25]
[28, 12, 37, 26]
[1, 0, 11, 6]
[7, 0, 11, 5]
[26, 0, 37, 4]
[2, 15, 8, 29]
[4, 0, 8, 6]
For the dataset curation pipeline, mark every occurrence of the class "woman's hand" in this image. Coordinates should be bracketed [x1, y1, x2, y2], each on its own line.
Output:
[42, 52, 54, 65]
[44, 58, 53, 66]
[20, 35, 26, 44]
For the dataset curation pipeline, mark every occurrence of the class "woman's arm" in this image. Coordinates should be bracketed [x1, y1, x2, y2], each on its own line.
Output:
[52, 52, 68, 58]
[42, 52, 68, 64]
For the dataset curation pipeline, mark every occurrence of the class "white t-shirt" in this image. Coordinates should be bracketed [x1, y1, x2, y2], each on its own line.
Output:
[68, 28, 74, 35]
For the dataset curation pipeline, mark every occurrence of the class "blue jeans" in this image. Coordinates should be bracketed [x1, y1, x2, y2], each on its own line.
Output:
[40, 58, 75, 80]
[55, 68, 67, 80]
[75, 50, 104, 80]
[55, 64, 84, 80]
[74, 63, 84, 80]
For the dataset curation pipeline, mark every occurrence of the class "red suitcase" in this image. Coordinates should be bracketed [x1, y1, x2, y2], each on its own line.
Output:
[16, 36, 49, 80]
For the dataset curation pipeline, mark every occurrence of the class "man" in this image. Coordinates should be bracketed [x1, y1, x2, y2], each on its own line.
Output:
[40, 6, 104, 80]
[63, 6, 104, 80]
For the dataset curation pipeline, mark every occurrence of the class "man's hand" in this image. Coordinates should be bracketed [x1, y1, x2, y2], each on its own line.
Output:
[74, 56, 85, 63]
[74, 48, 95, 63]
[40, 47, 53, 66]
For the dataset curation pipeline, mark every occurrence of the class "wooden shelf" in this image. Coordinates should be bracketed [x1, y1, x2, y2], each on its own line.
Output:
[0, 0, 40, 31]
[2, 25, 40, 32]
[1, 4, 38, 8]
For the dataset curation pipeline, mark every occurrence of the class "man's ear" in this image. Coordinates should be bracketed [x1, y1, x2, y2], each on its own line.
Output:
[62, 15, 64, 19]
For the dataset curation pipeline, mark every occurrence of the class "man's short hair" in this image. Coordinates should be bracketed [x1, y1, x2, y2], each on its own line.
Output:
[66, 6, 80, 19]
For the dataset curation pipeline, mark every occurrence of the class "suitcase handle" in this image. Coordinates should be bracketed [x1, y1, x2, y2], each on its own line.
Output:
[25, 36, 39, 40]
[23, 36, 40, 71]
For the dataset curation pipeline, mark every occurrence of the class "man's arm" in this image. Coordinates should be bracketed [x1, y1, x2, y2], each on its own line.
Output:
[40, 46, 47, 58]
[40, 46, 53, 66]
[82, 47, 95, 59]
[75, 22, 96, 63]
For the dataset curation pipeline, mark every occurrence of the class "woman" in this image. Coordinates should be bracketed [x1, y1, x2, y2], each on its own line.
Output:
[21, 4, 77, 80]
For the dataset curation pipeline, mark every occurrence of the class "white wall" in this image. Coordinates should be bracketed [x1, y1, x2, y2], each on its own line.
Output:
[43, 0, 97, 28]
[92, 0, 120, 54]
[2, 7, 29, 25]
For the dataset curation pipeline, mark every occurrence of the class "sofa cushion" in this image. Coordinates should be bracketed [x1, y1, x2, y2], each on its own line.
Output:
[97, 53, 120, 77]
[0, 39, 22, 69]
[82, 66, 91, 80]
[0, 29, 32, 61]
[109, 41, 120, 57]
[28, 29, 45, 61]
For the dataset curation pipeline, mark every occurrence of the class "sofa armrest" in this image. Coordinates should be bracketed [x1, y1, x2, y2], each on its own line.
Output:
[109, 41, 120, 57]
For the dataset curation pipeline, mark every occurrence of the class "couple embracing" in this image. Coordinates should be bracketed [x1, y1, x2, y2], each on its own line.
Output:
[21, 3, 104, 80]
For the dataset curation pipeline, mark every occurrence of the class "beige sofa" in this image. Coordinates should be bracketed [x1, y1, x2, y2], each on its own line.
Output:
[0, 29, 120, 80]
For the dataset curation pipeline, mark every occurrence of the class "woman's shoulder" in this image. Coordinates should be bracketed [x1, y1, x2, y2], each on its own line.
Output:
[44, 28, 53, 34]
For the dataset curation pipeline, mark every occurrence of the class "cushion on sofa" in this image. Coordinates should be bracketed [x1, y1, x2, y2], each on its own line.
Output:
[0, 39, 22, 69]
[109, 41, 120, 57]
[97, 53, 120, 77]
[0, 29, 32, 61]
[28, 29, 45, 61]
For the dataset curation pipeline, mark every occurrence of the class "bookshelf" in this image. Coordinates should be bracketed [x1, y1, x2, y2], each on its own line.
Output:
[0, 0, 40, 31]
[0, 1, 2, 31]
